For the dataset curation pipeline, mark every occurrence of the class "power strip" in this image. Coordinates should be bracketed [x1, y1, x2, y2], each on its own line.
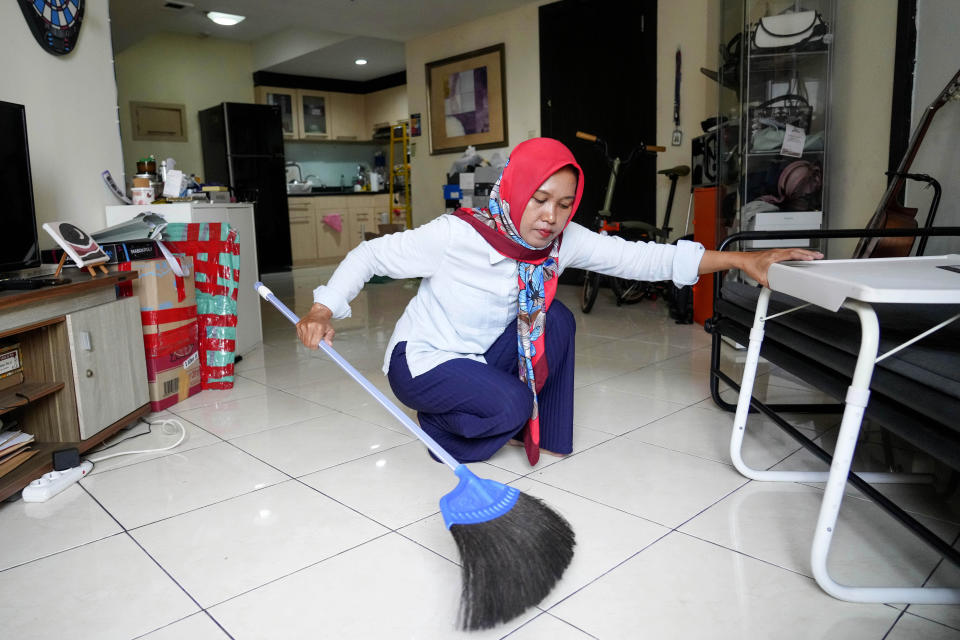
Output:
[21, 461, 93, 502]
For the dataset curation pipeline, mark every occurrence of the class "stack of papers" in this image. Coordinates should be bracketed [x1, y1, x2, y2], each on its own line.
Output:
[0, 430, 36, 475]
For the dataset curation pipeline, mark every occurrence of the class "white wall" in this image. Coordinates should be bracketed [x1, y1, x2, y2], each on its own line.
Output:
[115, 34, 255, 187]
[826, 0, 898, 257]
[405, 2, 546, 227]
[656, 0, 720, 239]
[0, 0, 123, 245]
[906, 0, 960, 255]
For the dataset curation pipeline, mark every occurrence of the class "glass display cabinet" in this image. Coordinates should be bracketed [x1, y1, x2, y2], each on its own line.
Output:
[715, 0, 835, 253]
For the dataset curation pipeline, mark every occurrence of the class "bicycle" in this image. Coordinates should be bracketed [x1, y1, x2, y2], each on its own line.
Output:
[575, 131, 690, 314]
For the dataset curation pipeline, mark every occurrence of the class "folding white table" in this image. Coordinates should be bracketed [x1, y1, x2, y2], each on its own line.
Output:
[731, 254, 960, 604]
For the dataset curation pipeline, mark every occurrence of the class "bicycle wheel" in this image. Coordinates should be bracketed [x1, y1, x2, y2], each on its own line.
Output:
[581, 270, 600, 313]
[613, 278, 648, 305]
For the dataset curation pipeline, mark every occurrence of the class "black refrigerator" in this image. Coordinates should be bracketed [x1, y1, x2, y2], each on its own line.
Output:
[199, 102, 292, 274]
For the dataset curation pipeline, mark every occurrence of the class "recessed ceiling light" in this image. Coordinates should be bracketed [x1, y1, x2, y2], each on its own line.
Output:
[206, 11, 245, 26]
[355, 58, 368, 65]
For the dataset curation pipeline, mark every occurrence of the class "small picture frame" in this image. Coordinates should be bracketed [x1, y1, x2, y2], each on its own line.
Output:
[42, 221, 110, 277]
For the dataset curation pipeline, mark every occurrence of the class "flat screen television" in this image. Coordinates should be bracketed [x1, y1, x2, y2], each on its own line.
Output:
[0, 101, 40, 273]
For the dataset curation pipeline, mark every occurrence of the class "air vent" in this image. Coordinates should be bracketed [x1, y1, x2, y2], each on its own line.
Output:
[163, 1, 194, 10]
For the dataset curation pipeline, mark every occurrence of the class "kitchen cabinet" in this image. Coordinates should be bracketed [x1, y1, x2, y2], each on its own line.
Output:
[256, 85, 407, 141]
[298, 90, 333, 139]
[255, 86, 299, 139]
[329, 93, 366, 141]
[348, 208, 376, 249]
[287, 195, 390, 263]
[315, 197, 352, 260]
[288, 198, 319, 264]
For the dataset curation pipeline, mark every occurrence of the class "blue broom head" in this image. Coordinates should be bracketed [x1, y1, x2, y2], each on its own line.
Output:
[440, 465, 520, 529]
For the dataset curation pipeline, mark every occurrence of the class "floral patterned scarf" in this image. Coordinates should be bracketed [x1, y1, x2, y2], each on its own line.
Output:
[452, 138, 583, 465]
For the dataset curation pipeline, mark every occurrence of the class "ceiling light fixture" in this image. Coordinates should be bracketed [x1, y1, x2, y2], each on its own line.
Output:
[206, 11, 245, 26]
[355, 58, 368, 65]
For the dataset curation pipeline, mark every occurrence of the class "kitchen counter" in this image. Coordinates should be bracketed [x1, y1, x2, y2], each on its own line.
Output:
[288, 189, 391, 197]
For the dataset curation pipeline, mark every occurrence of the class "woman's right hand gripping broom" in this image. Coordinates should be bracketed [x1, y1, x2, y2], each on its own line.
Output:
[296, 303, 335, 348]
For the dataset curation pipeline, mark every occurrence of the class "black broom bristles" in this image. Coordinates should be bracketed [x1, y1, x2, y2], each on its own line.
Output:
[449, 492, 576, 631]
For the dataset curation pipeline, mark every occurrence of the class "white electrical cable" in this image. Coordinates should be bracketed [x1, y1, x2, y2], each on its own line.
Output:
[86, 418, 187, 463]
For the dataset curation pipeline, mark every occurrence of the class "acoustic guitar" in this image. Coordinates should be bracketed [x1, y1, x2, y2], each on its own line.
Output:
[852, 66, 960, 259]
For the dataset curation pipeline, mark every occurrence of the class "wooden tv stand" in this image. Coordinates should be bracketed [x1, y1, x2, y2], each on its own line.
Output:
[0, 271, 150, 501]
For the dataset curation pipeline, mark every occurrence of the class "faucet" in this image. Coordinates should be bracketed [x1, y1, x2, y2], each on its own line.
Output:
[285, 162, 303, 183]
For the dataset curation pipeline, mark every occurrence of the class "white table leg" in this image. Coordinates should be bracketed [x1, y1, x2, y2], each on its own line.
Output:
[729, 290, 916, 484]
[808, 300, 960, 604]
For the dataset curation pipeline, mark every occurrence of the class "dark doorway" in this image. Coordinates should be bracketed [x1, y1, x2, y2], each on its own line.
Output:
[540, 0, 658, 237]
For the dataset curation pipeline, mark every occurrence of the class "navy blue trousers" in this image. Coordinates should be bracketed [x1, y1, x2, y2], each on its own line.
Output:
[387, 300, 576, 463]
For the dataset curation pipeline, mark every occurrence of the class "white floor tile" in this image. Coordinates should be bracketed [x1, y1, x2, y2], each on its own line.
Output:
[531, 437, 748, 528]
[626, 404, 813, 469]
[229, 413, 411, 477]
[484, 425, 614, 475]
[505, 613, 597, 639]
[300, 442, 517, 529]
[80, 442, 289, 529]
[906, 541, 960, 630]
[0, 484, 121, 570]
[168, 375, 269, 412]
[772, 435, 960, 524]
[238, 354, 352, 389]
[137, 613, 230, 640]
[577, 336, 689, 365]
[548, 532, 900, 639]
[0, 534, 198, 640]
[600, 362, 713, 406]
[283, 368, 418, 435]
[679, 481, 959, 588]
[131, 480, 387, 607]
[887, 613, 960, 639]
[572, 383, 686, 435]
[208, 533, 536, 638]
[174, 389, 335, 439]
[85, 415, 219, 475]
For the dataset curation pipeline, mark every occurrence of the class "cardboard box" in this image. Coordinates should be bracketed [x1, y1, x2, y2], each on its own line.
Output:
[120, 256, 202, 410]
[147, 347, 201, 411]
[744, 210, 822, 248]
[0, 344, 23, 379]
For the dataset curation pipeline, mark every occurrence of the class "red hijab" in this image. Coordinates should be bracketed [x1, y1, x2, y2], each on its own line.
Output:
[453, 138, 584, 464]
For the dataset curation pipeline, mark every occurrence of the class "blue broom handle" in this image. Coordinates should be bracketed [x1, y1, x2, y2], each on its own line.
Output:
[255, 282, 460, 471]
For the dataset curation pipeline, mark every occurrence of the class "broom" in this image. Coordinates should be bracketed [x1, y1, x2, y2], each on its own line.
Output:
[255, 283, 575, 630]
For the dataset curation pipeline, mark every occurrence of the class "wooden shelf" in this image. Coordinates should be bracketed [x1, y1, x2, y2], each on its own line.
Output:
[0, 404, 150, 502]
[0, 381, 64, 417]
[0, 270, 149, 502]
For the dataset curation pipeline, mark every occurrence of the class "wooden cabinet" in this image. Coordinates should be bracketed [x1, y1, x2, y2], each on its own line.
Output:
[66, 298, 149, 439]
[298, 90, 333, 139]
[255, 86, 299, 139]
[315, 197, 351, 261]
[288, 198, 319, 264]
[256, 86, 401, 141]
[347, 204, 376, 249]
[0, 273, 150, 501]
[288, 197, 352, 264]
[329, 93, 366, 141]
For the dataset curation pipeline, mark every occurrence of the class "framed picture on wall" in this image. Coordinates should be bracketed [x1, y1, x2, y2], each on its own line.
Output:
[425, 43, 508, 154]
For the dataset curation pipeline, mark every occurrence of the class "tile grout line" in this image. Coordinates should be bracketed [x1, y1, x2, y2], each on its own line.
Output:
[75, 483, 238, 640]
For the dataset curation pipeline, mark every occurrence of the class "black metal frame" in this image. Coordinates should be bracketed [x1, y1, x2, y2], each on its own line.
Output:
[707, 226, 960, 570]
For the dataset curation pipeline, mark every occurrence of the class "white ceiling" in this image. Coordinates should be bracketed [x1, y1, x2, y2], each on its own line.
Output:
[109, 0, 535, 81]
